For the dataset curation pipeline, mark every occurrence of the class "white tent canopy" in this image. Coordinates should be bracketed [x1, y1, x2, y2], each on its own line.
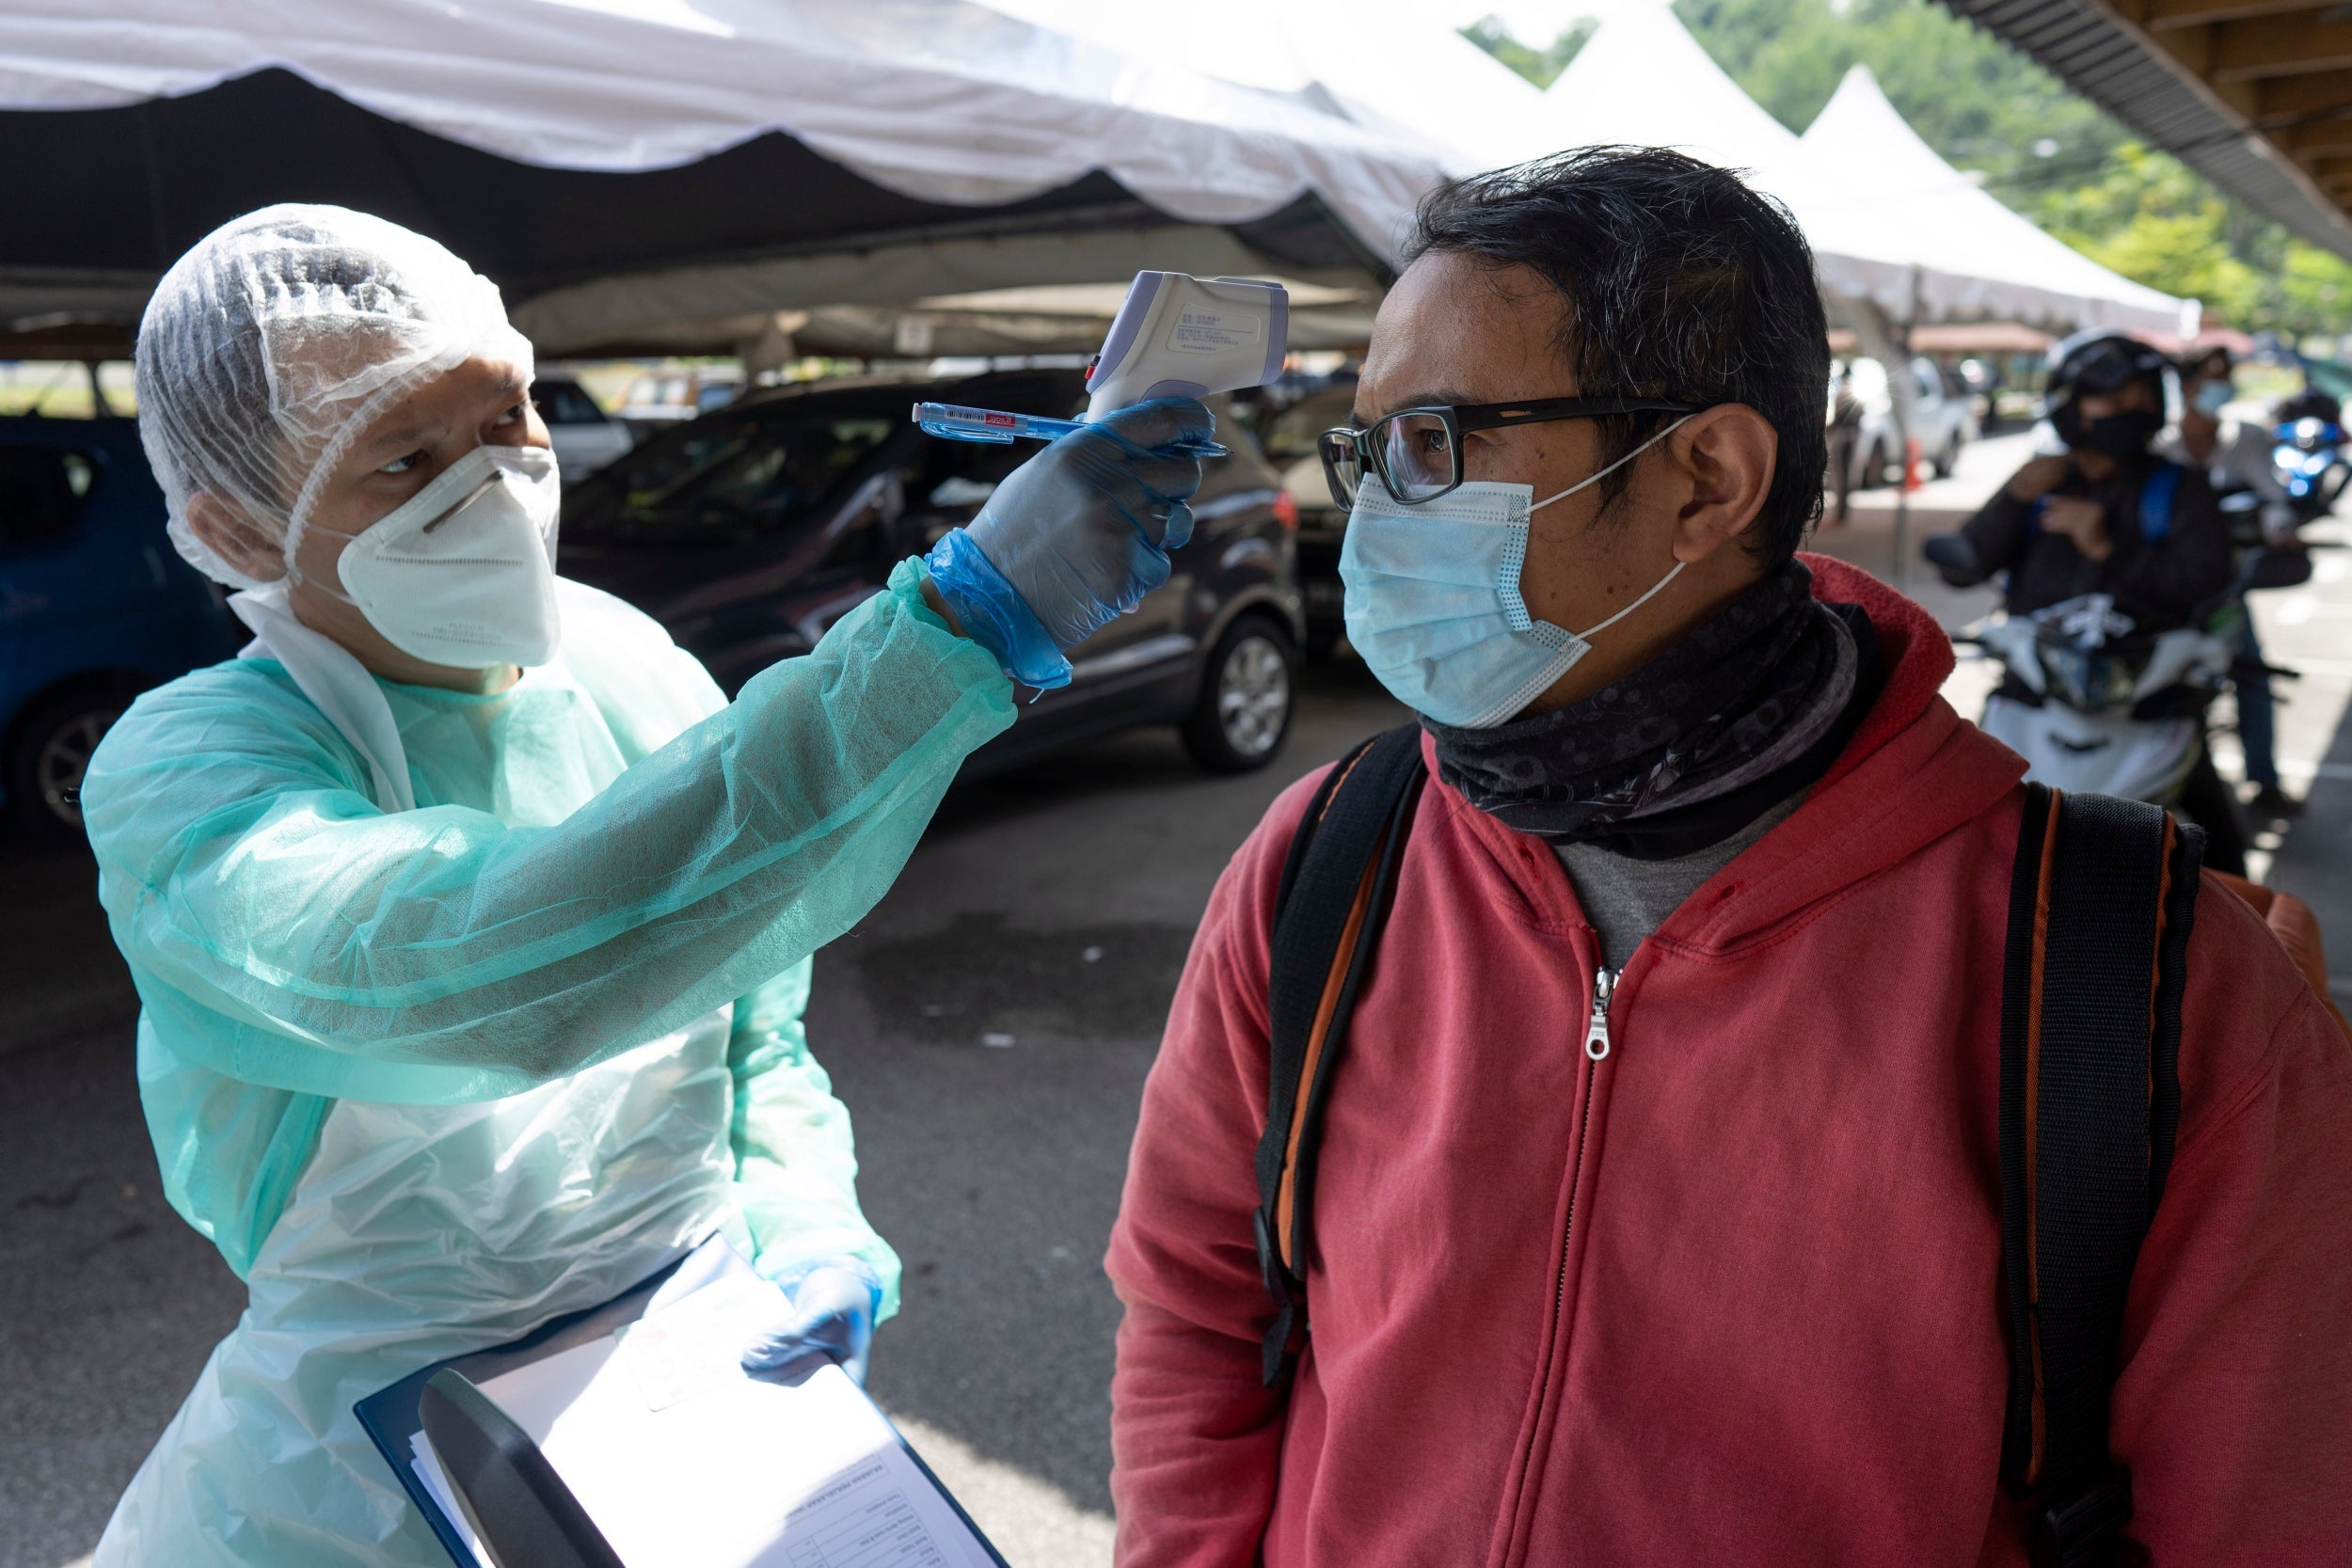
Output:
[0, 0, 1448, 351]
[1787, 65, 2189, 337]
[973, 0, 1557, 175]
[4, 0, 2189, 349]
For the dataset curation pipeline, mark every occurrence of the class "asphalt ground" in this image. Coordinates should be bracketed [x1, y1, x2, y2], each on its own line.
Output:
[4, 430, 2345, 1567]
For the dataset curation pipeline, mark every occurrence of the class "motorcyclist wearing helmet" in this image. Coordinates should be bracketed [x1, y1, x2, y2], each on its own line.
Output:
[1929, 333, 2232, 632]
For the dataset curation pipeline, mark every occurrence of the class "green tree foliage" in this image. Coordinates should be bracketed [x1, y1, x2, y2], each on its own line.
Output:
[1459, 0, 2352, 336]
[1458, 14, 1593, 88]
[1672, 0, 2118, 190]
[2037, 142, 2265, 322]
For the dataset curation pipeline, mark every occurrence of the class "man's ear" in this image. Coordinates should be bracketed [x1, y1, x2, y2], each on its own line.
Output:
[1663, 404, 1777, 564]
[186, 492, 287, 583]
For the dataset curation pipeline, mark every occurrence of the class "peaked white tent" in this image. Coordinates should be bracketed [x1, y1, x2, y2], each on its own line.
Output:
[1531, 1, 1951, 321]
[1518, 1, 2184, 335]
[974, 0, 1556, 174]
[1534, 0, 1798, 172]
[1788, 65, 2188, 337]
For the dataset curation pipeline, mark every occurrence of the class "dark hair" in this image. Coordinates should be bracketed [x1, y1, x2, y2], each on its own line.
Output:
[1403, 146, 1829, 564]
[2182, 344, 2233, 380]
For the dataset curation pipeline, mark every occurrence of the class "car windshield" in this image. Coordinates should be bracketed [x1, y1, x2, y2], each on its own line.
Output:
[564, 409, 896, 546]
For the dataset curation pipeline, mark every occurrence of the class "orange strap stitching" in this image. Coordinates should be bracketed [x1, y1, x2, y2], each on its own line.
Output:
[2023, 786, 2062, 1487]
[1274, 840, 1383, 1271]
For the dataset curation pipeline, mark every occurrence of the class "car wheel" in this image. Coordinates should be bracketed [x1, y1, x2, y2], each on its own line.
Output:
[7, 679, 144, 839]
[1933, 435, 1959, 479]
[1182, 613, 1296, 774]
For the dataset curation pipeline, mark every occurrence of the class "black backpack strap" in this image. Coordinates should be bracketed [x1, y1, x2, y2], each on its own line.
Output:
[1255, 724, 1426, 1388]
[1998, 785, 2203, 1567]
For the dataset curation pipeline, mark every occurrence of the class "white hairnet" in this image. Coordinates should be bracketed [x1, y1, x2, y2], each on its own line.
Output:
[135, 204, 534, 588]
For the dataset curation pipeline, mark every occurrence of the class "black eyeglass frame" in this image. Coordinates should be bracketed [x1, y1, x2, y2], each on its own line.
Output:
[1318, 396, 1708, 509]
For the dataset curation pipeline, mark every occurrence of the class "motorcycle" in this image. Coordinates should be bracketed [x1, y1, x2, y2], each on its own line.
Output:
[1964, 593, 2251, 874]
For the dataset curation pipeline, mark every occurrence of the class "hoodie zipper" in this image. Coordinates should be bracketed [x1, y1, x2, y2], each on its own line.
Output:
[1501, 962, 1616, 1567]
[1583, 967, 1615, 1060]
[1557, 965, 1613, 1309]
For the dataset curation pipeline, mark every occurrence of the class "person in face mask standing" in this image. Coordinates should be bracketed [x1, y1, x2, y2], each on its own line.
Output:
[2159, 344, 2302, 816]
[1947, 333, 2233, 632]
[79, 205, 1207, 1568]
[1104, 150, 2352, 1568]
[2163, 345, 2292, 535]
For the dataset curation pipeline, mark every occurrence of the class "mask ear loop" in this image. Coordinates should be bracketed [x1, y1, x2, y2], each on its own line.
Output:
[1574, 559, 1685, 641]
[1521, 412, 1696, 642]
[1527, 413, 1694, 515]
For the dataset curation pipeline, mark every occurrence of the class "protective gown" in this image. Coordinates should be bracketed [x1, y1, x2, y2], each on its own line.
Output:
[80, 562, 1012, 1565]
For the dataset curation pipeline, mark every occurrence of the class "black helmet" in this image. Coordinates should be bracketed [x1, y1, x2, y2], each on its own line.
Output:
[2045, 333, 2169, 457]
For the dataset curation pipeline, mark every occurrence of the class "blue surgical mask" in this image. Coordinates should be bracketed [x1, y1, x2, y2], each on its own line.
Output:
[1340, 419, 1690, 727]
[2192, 380, 2233, 418]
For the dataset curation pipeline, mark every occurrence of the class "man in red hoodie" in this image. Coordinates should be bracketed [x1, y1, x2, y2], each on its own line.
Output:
[1104, 148, 2352, 1566]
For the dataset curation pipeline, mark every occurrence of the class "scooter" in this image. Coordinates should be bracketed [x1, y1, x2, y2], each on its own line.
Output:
[1963, 593, 2251, 874]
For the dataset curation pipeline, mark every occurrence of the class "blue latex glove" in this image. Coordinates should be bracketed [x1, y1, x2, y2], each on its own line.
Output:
[740, 1263, 881, 1386]
[926, 397, 1213, 689]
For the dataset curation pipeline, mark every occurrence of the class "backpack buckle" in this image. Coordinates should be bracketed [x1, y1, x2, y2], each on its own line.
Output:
[2032, 1464, 2136, 1568]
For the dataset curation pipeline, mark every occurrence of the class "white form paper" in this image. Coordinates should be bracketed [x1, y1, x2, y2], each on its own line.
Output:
[410, 1436, 493, 1567]
[411, 1250, 991, 1568]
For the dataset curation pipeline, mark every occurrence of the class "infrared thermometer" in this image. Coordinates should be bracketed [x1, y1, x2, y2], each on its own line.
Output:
[912, 270, 1288, 454]
[1082, 272, 1289, 416]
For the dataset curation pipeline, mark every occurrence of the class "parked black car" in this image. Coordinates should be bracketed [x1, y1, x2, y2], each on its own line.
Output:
[558, 369, 1303, 774]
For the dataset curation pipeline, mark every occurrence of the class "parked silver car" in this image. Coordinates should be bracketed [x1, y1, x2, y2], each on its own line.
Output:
[532, 375, 635, 485]
[1837, 356, 1979, 489]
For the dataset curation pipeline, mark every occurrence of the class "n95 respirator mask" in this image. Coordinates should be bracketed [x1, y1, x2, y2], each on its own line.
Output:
[316, 444, 563, 669]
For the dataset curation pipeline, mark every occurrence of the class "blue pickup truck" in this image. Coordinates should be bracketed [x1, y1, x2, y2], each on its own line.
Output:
[1, 415, 241, 836]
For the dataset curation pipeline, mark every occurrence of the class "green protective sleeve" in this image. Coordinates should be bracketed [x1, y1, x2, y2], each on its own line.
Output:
[725, 962, 903, 1323]
[133, 1015, 338, 1280]
[85, 560, 1012, 1106]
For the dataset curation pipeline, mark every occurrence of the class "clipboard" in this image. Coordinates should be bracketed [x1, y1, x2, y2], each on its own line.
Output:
[357, 1240, 1009, 1568]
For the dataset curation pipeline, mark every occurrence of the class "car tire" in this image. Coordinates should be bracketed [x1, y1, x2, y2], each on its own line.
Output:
[1933, 435, 1959, 479]
[6, 678, 146, 840]
[1182, 613, 1296, 774]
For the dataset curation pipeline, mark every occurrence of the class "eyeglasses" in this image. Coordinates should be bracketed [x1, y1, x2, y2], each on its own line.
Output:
[1318, 396, 1705, 508]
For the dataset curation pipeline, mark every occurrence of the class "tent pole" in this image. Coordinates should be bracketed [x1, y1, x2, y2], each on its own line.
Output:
[1891, 270, 1925, 592]
[1835, 291, 1915, 591]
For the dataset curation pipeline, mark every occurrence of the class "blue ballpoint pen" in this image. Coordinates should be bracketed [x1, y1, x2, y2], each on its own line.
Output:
[912, 401, 1228, 457]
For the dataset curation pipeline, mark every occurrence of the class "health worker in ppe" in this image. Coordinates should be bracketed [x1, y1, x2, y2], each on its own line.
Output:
[79, 204, 1210, 1568]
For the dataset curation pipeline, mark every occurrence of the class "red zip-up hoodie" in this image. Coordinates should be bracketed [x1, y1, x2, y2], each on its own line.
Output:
[1104, 557, 2352, 1567]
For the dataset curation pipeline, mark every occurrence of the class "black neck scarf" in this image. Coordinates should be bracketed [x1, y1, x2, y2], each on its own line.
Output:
[1425, 559, 1885, 860]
